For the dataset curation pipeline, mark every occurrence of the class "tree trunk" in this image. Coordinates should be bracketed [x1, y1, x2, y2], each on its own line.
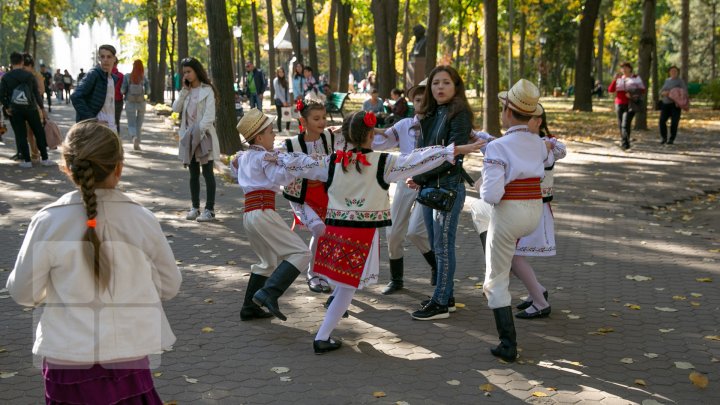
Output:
[371, 0, 399, 99]
[169, 18, 176, 104]
[147, 0, 159, 103]
[401, 0, 410, 89]
[609, 43, 619, 78]
[266, 0, 275, 100]
[177, 0, 188, 72]
[572, 0, 601, 112]
[305, 0, 318, 70]
[328, 0, 338, 90]
[483, 0, 500, 135]
[518, 13, 525, 78]
[713, 1, 718, 80]
[426, 0, 440, 73]
[251, 1, 261, 68]
[595, 13, 604, 86]
[507, 0, 514, 88]
[337, 0, 352, 94]
[205, 0, 242, 154]
[237, 5, 246, 80]
[154, 15, 168, 104]
[681, 0, 689, 83]
[24, 0, 36, 52]
[651, 41, 659, 108]
[472, 22, 481, 92]
[281, 0, 302, 65]
[635, 0, 655, 130]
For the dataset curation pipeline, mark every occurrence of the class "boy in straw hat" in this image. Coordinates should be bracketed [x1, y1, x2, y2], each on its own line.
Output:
[231, 108, 328, 321]
[470, 78, 555, 362]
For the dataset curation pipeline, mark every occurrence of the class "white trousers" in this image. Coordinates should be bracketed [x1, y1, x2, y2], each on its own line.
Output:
[386, 182, 430, 259]
[243, 209, 311, 276]
[471, 199, 542, 309]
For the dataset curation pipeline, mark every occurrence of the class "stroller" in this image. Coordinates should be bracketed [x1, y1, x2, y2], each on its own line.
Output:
[235, 89, 246, 120]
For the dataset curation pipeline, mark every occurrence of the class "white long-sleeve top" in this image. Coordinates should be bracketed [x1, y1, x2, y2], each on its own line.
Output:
[480, 125, 554, 205]
[7, 189, 181, 363]
[372, 116, 421, 154]
[233, 145, 328, 194]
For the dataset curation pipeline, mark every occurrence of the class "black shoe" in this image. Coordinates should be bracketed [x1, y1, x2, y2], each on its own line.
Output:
[252, 261, 301, 321]
[667, 141, 674, 145]
[324, 295, 348, 318]
[241, 273, 273, 321]
[516, 290, 549, 310]
[382, 258, 404, 295]
[240, 305, 273, 320]
[421, 296, 455, 313]
[313, 337, 342, 354]
[660, 139, 667, 144]
[307, 276, 331, 293]
[515, 304, 551, 319]
[411, 300, 449, 320]
[490, 306, 518, 362]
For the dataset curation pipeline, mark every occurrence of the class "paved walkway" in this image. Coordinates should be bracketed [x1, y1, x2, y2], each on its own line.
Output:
[0, 101, 718, 404]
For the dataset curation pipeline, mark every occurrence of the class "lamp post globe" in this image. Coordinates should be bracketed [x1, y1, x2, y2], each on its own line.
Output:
[295, 7, 305, 28]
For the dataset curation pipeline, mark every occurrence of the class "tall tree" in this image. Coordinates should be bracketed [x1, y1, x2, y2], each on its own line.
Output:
[507, 0, 514, 87]
[336, 0, 352, 94]
[305, 0, 318, 70]
[177, 0, 188, 72]
[250, 0, 261, 67]
[572, 0, 601, 112]
[483, 0, 500, 135]
[155, 11, 169, 104]
[681, 0, 689, 82]
[205, 0, 242, 153]
[327, 0, 338, 89]
[169, 16, 177, 104]
[401, 0, 411, 89]
[518, 13, 526, 78]
[635, 0, 655, 130]
[426, 0, 440, 72]
[713, 1, 718, 80]
[281, 0, 302, 64]
[266, 0, 275, 100]
[147, 0, 159, 103]
[371, 0, 399, 98]
[595, 13, 605, 86]
[23, 0, 37, 52]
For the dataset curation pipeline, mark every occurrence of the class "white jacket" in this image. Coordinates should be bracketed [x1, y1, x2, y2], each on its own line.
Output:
[172, 83, 221, 162]
[7, 189, 182, 363]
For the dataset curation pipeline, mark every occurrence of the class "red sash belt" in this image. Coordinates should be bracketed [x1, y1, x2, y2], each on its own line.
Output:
[502, 178, 542, 200]
[244, 190, 276, 212]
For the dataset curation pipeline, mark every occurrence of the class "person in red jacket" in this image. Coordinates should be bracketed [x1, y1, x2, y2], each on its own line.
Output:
[608, 62, 645, 150]
[112, 62, 124, 134]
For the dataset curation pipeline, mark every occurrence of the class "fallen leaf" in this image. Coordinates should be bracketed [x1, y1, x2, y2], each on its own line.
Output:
[154, 372, 163, 377]
[625, 303, 641, 310]
[280, 376, 292, 382]
[528, 380, 543, 386]
[696, 278, 712, 283]
[475, 283, 483, 289]
[203, 298, 214, 304]
[704, 335, 720, 341]
[396, 402, 410, 405]
[672, 295, 687, 300]
[635, 379, 647, 386]
[644, 353, 659, 359]
[659, 328, 675, 333]
[546, 387, 557, 391]
[675, 361, 695, 370]
[454, 303, 466, 308]
[626, 275, 653, 281]
[182, 375, 198, 384]
[164, 401, 178, 405]
[583, 262, 597, 266]
[373, 391, 386, 398]
[532, 391, 548, 397]
[0, 371, 18, 379]
[610, 313, 620, 317]
[690, 301, 701, 307]
[568, 314, 581, 319]
[689, 371, 709, 388]
[690, 293, 703, 298]
[201, 327, 214, 333]
[710, 249, 720, 253]
[655, 307, 678, 312]
[598, 327, 614, 333]
[479, 383, 494, 392]
[227, 260, 237, 265]
[271, 367, 290, 374]
[621, 358, 634, 364]
[446, 380, 461, 385]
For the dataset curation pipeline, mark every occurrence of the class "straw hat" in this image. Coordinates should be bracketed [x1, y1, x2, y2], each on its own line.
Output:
[498, 79, 543, 116]
[236, 108, 275, 142]
[408, 78, 428, 99]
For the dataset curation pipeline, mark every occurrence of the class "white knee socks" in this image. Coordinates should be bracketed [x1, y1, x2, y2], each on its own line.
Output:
[315, 286, 355, 341]
[511, 256, 548, 310]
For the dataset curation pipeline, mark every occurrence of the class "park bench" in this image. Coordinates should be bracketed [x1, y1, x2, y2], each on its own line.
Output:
[325, 92, 350, 121]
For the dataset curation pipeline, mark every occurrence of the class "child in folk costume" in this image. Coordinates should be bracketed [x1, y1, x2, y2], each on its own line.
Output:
[7, 120, 181, 404]
[281, 99, 344, 294]
[273, 111, 484, 354]
[372, 79, 439, 294]
[470, 79, 554, 362]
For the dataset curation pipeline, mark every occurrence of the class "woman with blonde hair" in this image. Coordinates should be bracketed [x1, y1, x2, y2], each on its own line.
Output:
[121, 59, 150, 150]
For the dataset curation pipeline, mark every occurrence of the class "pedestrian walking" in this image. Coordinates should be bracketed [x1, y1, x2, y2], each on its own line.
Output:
[6, 120, 181, 404]
[53, 69, 64, 101]
[121, 59, 150, 150]
[273, 67, 291, 134]
[77, 68, 86, 83]
[173, 57, 220, 222]
[70, 44, 119, 132]
[608, 62, 645, 150]
[112, 63, 124, 133]
[22, 52, 45, 161]
[40, 64, 52, 112]
[62, 69, 73, 102]
[244, 60, 266, 110]
[659, 66, 689, 145]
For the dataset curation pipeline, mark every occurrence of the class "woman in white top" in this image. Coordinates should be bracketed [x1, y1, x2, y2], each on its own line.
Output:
[172, 57, 221, 222]
[273, 67, 291, 134]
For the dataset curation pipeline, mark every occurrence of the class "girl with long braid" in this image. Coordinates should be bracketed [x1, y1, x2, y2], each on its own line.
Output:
[7, 120, 181, 404]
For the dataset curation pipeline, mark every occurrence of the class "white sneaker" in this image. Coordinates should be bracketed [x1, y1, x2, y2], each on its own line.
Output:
[40, 159, 53, 166]
[186, 208, 201, 220]
[196, 209, 216, 222]
[19, 161, 32, 168]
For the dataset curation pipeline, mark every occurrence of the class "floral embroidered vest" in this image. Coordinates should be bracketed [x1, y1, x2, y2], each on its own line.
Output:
[325, 150, 392, 228]
[282, 130, 335, 203]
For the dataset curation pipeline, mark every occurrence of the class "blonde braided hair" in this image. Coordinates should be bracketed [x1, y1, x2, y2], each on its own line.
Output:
[62, 120, 124, 290]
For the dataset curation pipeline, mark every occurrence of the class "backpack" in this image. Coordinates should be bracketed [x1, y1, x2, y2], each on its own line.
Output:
[126, 80, 145, 103]
[11, 81, 36, 110]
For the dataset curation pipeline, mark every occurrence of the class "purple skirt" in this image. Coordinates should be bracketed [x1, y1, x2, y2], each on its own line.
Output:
[43, 357, 163, 405]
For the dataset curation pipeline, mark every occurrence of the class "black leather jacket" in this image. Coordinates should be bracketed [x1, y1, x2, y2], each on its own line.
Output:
[413, 105, 472, 187]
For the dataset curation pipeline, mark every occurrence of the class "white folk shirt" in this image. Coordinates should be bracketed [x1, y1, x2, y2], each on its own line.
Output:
[373, 116, 421, 154]
[480, 125, 553, 205]
[7, 189, 181, 363]
[233, 145, 328, 194]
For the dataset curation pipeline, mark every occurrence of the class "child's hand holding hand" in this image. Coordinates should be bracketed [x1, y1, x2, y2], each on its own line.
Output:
[454, 139, 486, 156]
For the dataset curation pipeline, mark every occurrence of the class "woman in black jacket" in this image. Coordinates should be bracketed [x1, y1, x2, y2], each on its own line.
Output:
[409, 65, 474, 320]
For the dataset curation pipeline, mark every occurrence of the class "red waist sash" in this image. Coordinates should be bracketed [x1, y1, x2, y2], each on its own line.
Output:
[244, 190, 276, 212]
[502, 178, 542, 200]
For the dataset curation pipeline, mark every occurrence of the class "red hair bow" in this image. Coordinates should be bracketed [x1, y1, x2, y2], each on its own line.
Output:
[335, 150, 371, 168]
[364, 112, 377, 128]
[296, 99, 304, 112]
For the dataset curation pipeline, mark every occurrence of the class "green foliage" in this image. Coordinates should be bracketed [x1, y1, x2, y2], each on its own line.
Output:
[699, 79, 720, 109]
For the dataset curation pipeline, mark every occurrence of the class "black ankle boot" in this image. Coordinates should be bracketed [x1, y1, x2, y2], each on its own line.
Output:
[490, 306, 518, 362]
[241, 273, 273, 321]
[422, 250, 438, 286]
[252, 261, 301, 321]
[382, 258, 404, 295]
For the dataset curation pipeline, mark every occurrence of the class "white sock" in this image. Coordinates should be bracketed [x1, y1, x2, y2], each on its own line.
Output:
[315, 286, 355, 341]
[511, 256, 549, 309]
[307, 236, 318, 279]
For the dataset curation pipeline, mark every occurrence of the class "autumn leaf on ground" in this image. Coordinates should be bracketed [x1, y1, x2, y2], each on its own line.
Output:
[689, 371, 709, 388]
[227, 260, 237, 265]
[154, 372, 163, 377]
[659, 328, 675, 333]
[532, 391, 548, 397]
[479, 383, 494, 392]
[373, 391, 386, 398]
[203, 298, 214, 304]
[635, 379, 647, 386]
[280, 376, 292, 382]
[446, 380, 461, 385]
[583, 262, 597, 266]
[690, 301, 701, 307]
[625, 303, 641, 310]
[201, 327, 214, 333]
[271, 367, 290, 374]
[704, 335, 720, 341]
[164, 401, 178, 405]
[454, 303, 466, 308]
[621, 358, 634, 364]
[644, 353, 659, 359]
[0, 371, 18, 379]
[672, 295, 687, 300]
[655, 307, 678, 312]
[690, 293, 703, 297]
[675, 362, 695, 370]
[626, 275, 653, 281]
[696, 278, 712, 282]
[182, 375, 198, 383]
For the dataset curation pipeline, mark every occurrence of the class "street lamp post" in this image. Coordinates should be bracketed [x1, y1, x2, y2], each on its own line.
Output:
[539, 34, 547, 96]
[294, 7, 305, 62]
[233, 25, 243, 86]
[205, 38, 211, 76]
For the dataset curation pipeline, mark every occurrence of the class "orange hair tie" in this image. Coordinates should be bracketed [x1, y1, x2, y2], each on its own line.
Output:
[87, 218, 97, 228]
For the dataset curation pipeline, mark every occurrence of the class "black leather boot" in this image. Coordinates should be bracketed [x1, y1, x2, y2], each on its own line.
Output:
[479, 231, 488, 254]
[490, 306, 518, 362]
[240, 273, 273, 321]
[422, 250, 438, 286]
[382, 258, 404, 295]
[252, 261, 301, 321]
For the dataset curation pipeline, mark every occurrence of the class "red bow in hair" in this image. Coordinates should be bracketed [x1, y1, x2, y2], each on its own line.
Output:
[335, 150, 371, 168]
[296, 99, 304, 112]
[363, 112, 377, 128]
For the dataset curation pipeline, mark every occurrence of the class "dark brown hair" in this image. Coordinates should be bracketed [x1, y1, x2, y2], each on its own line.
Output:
[181, 57, 219, 103]
[417, 65, 474, 122]
[340, 111, 374, 173]
[620, 62, 633, 71]
[299, 99, 326, 120]
[62, 120, 124, 291]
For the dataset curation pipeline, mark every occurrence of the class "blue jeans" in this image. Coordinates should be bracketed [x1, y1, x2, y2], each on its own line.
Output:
[125, 101, 146, 139]
[248, 93, 261, 110]
[422, 182, 466, 306]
